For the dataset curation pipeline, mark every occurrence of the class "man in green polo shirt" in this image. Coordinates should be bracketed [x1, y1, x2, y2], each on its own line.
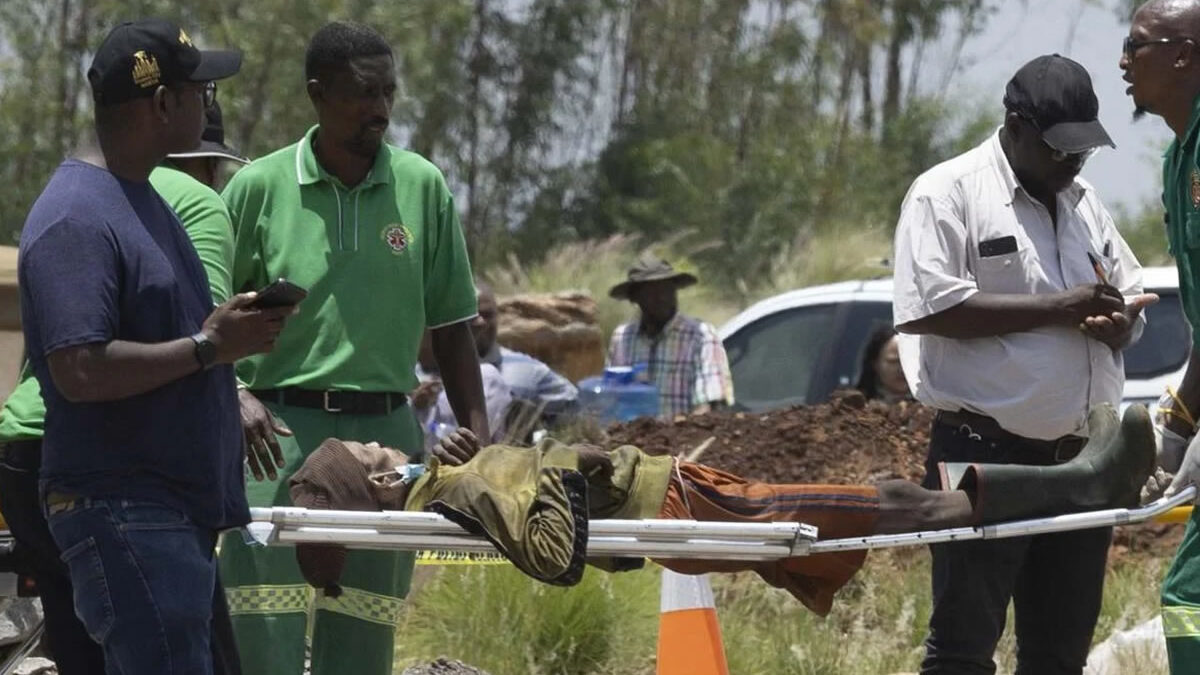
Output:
[218, 21, 488, 675]
[0, 101, 250, 675]
[1122, 1, 1200, 671]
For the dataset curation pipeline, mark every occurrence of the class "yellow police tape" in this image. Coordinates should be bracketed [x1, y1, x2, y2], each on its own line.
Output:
[415, 550, 508, 565]
[1157, 507, 1194, 525]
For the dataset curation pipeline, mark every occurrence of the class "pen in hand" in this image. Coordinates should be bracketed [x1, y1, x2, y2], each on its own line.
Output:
[1086, 251, 1110, 286]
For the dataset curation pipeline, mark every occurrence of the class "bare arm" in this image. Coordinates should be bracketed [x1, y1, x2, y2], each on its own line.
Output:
[46, 293, 289, 403]
[431, 321, 489, 443]
[48, 338, 202, 403]
[897, 285, 1124, 339]
[1165, 350, 1200, 439]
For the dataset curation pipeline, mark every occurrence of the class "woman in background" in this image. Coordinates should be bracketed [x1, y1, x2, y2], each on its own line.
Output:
[855, 326, 910, 403]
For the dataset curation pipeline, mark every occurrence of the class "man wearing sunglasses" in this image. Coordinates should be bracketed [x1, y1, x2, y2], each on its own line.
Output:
[1120, 2, 1200, 671]
[892, 54, 1152, 674]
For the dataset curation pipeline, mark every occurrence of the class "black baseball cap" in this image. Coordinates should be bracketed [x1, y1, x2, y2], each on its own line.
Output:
[168, 102, 249, 164]
[88, 18, 242, 106]
[1003, 54, 1114, 153]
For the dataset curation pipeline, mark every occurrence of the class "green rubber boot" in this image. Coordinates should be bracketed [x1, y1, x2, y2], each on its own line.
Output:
[939, 404, 1155, 524]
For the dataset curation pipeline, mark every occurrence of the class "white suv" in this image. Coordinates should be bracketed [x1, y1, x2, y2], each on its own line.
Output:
[719, 266, 1188, 413]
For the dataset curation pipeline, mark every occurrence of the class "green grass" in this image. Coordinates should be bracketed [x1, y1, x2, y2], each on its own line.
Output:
[395, 548, 1169, 675]
[395, 564, 660, 675]
[715, 550, 931, 675]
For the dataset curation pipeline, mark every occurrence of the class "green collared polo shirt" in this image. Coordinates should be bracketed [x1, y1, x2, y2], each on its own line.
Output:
[222, 125, 477, 393]
[0, 165, 235, 442]
[1165, 94, 1200, 351]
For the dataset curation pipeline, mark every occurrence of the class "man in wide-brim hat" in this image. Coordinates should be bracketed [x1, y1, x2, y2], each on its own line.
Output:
[605, 257, 734, 418]
[607, 257, 698, 300]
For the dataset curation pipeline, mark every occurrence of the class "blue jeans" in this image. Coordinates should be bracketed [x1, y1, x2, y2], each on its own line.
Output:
[46, 497, 219, 675]
[918, 419, 1112, 675]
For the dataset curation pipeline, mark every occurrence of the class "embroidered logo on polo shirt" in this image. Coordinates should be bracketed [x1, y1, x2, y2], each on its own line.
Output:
[1191, 169, 1200, 209]
[382, 224, 413, 254]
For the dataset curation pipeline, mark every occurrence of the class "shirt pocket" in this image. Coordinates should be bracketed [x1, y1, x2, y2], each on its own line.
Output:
[973, 250, 1026, 294]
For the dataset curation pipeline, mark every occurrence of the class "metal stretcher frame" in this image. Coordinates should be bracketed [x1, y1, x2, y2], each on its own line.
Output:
[245, 486, 1198, 561]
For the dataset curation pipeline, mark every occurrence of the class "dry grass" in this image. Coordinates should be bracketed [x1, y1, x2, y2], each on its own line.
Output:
[748, 225, 894, 304]
[478, 228, 894, 341]
[480, 233, 741, 340]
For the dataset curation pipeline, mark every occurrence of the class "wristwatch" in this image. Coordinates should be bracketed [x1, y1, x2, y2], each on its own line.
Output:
[189, 332, 217, 370]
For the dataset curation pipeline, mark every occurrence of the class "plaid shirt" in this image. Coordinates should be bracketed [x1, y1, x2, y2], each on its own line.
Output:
[606, 313, 735, 419]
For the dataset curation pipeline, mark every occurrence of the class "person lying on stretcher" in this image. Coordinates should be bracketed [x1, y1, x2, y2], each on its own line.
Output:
[288, 404, 1154, 616]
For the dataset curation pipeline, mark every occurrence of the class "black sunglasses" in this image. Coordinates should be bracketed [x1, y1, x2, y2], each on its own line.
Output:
[1123, 35, 1195, 60]
[1014, 114, 1097, 164]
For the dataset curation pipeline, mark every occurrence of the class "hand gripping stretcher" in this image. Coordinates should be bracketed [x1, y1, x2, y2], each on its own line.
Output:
[243, 486, 1198, 560]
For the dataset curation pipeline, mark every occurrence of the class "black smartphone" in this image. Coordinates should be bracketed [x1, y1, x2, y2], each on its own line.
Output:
[248, 279, 308, 309]
[978, 235, 1018, 258]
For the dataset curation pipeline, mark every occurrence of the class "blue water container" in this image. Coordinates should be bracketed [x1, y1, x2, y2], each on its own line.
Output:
[578, 366, 660, 424]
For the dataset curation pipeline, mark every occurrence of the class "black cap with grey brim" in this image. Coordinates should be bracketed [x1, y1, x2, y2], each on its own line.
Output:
[88, 18, 242, 106]
[1003, 54, 1115, 154]
[167, 101, 249, 164]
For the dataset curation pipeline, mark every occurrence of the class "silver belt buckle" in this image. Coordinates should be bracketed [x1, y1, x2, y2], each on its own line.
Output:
[322, 391, 342, 413]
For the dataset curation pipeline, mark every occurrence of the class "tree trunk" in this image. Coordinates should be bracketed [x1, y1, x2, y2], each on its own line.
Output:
[463, 0, 491, 256]
[858, 39, 873, 133]
[54, 0, 71, 157]
[614, 0, 643, 126]
[883, 0, 907, 129]
[236, 25, 279, 152]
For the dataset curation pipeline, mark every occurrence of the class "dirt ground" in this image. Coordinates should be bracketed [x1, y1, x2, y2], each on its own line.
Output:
[605, 390, 1183, 560]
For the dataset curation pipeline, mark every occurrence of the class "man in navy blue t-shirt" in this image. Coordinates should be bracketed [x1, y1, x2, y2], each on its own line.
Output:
[18, 19, 292, 675]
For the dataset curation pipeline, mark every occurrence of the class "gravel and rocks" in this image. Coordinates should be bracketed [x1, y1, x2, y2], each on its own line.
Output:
[400, 657, 492, 675]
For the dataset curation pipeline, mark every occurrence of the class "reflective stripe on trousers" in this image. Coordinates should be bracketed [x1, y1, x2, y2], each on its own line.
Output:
[1164, 605, 1200, 639]
[226, 584, 406, 626]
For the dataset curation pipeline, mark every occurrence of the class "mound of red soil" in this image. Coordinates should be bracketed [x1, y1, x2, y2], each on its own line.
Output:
[606, 390, 932, 485]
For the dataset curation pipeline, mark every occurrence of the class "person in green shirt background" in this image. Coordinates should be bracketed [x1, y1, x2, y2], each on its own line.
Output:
[0, 101, 250, 675]
[218, 21, 488, 675]
[1121, 1, 1200, 672]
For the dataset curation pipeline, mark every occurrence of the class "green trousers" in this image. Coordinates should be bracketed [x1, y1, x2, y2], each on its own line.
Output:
[1164, 508, 1200, 672]
[219, 402, 421, 675]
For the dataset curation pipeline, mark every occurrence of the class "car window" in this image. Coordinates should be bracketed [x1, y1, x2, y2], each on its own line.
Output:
[1125, 291, 1189, 379]
[723, 303, 840, 411]
[826, 301, 894, 400]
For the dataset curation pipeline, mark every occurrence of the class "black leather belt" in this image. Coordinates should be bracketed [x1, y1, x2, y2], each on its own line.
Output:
[250, 388, 408, 415]
[935, 409, 1086, 463]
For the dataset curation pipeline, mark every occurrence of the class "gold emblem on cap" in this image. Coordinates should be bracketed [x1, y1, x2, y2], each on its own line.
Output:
[131, 50, 161, 88]
[1192, 169, 1200, 209]
[178, 28, 193, 47]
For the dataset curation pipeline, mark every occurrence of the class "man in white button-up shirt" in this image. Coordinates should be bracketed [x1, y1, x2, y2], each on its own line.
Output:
[893, 55, 1157, 675]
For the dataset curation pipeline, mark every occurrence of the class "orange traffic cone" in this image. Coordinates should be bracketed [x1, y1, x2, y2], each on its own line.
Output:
[655, 568, 730, 675]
